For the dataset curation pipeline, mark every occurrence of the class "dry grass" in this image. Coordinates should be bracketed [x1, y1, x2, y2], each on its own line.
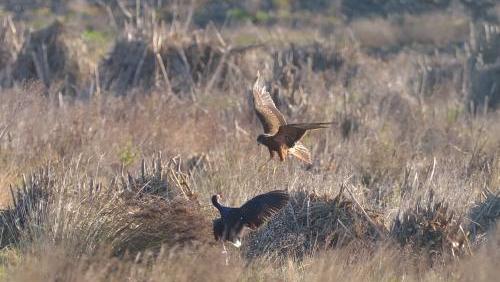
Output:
[0, 4, 499, 281]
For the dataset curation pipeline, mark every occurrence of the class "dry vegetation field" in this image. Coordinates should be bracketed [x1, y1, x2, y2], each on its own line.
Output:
[0, 1, 499, 281]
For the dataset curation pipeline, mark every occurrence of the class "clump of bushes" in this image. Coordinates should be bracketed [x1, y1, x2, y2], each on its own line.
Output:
[0, 157, 214, 257]
[112, 157, 213, 255]
[246, 187, 386, 260]
[98, 24, 263, 97]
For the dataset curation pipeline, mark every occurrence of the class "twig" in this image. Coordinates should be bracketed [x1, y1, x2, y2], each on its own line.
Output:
[176, 46, 196, 94]
[426, 157, 436, 186]
[168, 166, 188, 200]
[117, 0, 133, 19]
[133, 46, 149, 86]
[95, 0, 118, 28]
[205, 48, 229, 93]
[211, 23, 227, 48]
[155, 53, 172, 94]
[6, 16, 20, 50]
[234, 120, 250, 137]
[6, 15, 16, 35]
[136, 0, 141, 28]
[182, 0, 195, 32]
[460, 225, 473, 256]
[95, 65, 101, 96]
[31, 51, 47, 87]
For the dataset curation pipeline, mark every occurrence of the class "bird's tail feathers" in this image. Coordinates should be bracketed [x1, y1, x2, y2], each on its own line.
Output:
[289, 142, 312, 164]
[288, 122, 332, 130]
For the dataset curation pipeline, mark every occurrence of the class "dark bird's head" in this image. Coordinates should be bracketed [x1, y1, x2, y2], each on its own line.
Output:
[257, 134, 267, 145]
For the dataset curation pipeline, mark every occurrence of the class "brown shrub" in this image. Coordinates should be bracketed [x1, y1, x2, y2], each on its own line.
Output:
[111, 157, 214, 255]
[98, 28, 261, 96]
[0, 156, 214, 258]
[391, 190, 468, 260]
[11, 21, 82, 95]
[246, 188, 386, 260]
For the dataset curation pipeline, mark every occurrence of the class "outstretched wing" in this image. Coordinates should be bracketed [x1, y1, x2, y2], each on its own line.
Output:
[240, 190, 289, 229]
[275, 122, 332, 148]
[252, 71, 286, 135]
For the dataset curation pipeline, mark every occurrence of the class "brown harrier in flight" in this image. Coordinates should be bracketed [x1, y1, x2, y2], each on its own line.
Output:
[251, 71, 331, 165]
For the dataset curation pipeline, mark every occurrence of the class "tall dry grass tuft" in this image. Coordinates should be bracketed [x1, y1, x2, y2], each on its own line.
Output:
[0, 168, 52, 249]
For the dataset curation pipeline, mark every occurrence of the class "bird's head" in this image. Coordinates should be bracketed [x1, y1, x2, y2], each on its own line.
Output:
[256, 134, 266, 145]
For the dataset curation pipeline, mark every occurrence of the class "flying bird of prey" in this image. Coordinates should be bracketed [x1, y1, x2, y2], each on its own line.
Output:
[211, 190, 289, 249]
[251, 71, 331, 164]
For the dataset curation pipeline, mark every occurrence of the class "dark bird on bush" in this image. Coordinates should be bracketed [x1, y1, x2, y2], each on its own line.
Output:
[212, 190, 289, 248]
[252, 71, 332, 165]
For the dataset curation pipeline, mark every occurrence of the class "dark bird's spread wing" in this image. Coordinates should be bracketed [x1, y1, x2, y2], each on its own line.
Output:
[239, 190, 289, 229]
[275, 123, 332, 148]
[252, 72, 286, 135]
